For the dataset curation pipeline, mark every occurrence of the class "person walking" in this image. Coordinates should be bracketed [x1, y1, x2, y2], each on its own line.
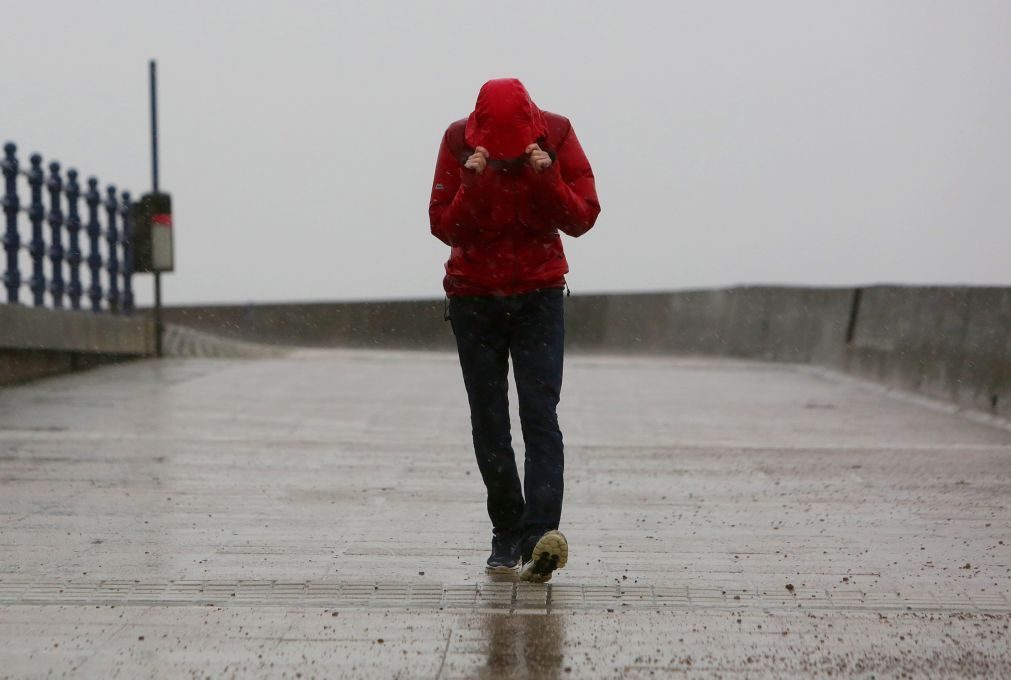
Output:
[428, 78, 600, 582]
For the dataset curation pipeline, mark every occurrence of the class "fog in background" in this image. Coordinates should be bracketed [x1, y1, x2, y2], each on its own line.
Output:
[2, 0, 1009, 305]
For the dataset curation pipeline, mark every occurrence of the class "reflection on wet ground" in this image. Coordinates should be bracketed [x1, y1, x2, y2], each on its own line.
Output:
[477, 612, 565, 679]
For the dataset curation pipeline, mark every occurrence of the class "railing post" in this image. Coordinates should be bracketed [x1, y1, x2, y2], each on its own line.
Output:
[104, 186, 120, 313]
[65, 169, 83, 310]
[85, 177, 103, 312]
[47, 162, 65, 308]
[1, 143, 19, 304]
[27, 153, 46, 307]
[120, 191, 134, 314]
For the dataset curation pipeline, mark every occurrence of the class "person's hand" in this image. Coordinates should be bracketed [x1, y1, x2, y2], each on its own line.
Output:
[464, 146, 489, 174]
[526, 143, 553, 172]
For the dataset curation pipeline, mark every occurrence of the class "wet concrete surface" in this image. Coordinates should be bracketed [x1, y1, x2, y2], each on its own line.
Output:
[1, 349, 1009, 677]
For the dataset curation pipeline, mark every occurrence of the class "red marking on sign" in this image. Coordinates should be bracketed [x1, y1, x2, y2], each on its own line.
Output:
[152, 213, 173, 227]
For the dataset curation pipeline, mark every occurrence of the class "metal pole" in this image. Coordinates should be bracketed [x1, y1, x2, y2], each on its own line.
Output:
[150, 60, 159, 194]
[149, 59, 163, 357]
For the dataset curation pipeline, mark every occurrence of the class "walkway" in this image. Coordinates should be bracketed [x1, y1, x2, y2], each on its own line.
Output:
[1, 350, 1009, 677]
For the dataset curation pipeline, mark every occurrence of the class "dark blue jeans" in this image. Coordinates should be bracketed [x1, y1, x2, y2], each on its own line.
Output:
[448, 288, 565, 557]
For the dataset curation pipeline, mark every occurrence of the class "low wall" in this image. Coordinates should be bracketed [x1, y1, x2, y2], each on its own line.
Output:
[159, 300, 452, 350]
[564, 287, 854, 363]
[843, 287, 1010, 418]
[158, 289, 855, 359]
[0, 305, 155, 385]
[159, 285, 1010, 420]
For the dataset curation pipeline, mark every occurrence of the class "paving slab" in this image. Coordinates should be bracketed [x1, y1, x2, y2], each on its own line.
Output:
[1, 350, 1009, 677]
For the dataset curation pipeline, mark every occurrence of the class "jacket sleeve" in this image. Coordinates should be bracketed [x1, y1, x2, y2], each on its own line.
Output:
[428, 130, 487, 247]
[531, 123, 600, 237]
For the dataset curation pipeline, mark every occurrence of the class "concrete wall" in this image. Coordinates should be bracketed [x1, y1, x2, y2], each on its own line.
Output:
[157, 285, 1010, 419]
[842, 287, 1011, 418]
[0, 305, 155, 385]
[9, 287, 1005, 417]
[564, 287, 854, 363]
[160, 300, 453, 350]
[159, 288, 856, 360]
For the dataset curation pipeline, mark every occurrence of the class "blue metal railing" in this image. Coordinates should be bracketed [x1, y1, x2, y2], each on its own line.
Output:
[2, 141, 133, 314]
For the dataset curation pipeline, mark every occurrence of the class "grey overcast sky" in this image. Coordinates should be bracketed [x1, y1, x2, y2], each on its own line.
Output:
[2, 1, 1009, 305]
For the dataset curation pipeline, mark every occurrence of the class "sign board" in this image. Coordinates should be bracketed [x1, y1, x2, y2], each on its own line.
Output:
[129, 192, 174, 273]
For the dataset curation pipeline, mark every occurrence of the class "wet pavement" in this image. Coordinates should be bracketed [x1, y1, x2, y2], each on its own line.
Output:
[1, 349, 1009, 677]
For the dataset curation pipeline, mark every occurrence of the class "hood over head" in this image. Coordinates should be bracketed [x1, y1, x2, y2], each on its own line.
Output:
[465, 78, 548, 160]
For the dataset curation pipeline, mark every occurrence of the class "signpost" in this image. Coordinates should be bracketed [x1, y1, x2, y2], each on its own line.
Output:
[131, 59, 174, 357]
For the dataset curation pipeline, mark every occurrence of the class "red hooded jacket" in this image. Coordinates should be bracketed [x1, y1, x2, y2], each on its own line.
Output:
[429, 79, 600, 297]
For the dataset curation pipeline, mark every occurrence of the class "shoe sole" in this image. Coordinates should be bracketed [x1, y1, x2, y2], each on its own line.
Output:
[519, 531, 568, 583]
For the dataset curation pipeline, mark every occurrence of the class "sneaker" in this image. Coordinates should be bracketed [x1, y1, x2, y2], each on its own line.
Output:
[486, 532, 520, 573]
[519, 530, 568, 583]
